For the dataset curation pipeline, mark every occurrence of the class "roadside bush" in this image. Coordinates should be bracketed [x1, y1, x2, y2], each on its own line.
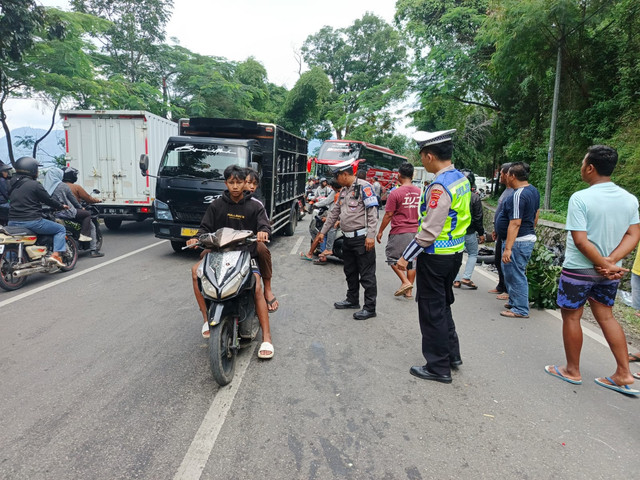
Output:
[527, 243, 562, 310]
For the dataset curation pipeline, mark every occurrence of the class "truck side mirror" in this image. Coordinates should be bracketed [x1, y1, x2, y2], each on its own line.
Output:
[139, 154, 149, 176]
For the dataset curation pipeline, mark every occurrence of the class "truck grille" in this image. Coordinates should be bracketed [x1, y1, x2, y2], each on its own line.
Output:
[174, 210, 204, 223]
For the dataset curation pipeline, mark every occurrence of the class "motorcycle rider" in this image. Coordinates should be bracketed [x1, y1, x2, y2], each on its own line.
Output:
[45, 167, 104, 258]
[62, 167, 102, 204]
[7, 157, 69, 268]
[187, 165, 274, 359]
[0, 162, 11, 223]
[314, 177, 332, 200]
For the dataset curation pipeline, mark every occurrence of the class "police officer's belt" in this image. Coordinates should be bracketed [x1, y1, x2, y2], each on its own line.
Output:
[343, 228, 367, 238]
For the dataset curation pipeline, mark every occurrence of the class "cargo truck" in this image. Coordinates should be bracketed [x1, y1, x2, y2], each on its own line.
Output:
[60, 110, 178, 230]
[139, 118, 308, 252]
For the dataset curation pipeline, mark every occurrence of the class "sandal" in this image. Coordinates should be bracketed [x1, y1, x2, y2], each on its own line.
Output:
[500, 310, 529, 318]
[202, 322, 210, 339]
[266, 297, 278, 313]
[258, 341, 274, 359]
[300, 252, 314, 261]
[628, 352, 640, 363]
[461, 279, 478, 289]
[394, 284, 413, 297]
[453, 281, 461, 288]
[496, 293, 509, 300]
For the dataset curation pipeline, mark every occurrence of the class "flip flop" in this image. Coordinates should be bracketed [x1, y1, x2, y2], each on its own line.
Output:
[488, 289, 504, 294]
[628, 353, 640, 363]
[461, 279, 478, 289]
[500, 310, 529, 318]
[594, 377, 640, 396]
[544, 365, 582, 385]
[300, 252, 314, 261]
[266, 297, 278, 313]
[313, 258, 328, 265]
[453, 281, 461, 288]
[258, 341, 274, 359]
[633, 372, 640, 380]
[496, 293, 509, 300]
[394, 284, 413, 297]
[202, 322, 210, 339]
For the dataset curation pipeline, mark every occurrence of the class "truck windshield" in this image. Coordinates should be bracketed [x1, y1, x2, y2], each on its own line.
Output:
[159, 142, 249, 179]
[317, 142, 361, 162]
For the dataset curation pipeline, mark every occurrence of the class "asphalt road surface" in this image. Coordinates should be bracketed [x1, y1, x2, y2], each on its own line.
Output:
[1, 219, 639, 479]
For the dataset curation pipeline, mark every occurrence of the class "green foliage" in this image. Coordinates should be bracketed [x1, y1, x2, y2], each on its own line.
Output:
[526, 243, 562, 309]
[302, 13, 408, 139]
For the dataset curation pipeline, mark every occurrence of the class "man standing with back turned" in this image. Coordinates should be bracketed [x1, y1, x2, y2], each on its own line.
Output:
[397, 130, 471, 384]
[545, 145, 640, 395]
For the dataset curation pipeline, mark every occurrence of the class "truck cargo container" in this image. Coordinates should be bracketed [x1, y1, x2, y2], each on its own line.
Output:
[60, 110, 178, 230]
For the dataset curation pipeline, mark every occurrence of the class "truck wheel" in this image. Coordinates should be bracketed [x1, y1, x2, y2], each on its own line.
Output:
[171, 241, 186, 253]
[104, 218, 122, 230]
[282, 206, 298, 236]
[209, 315, 237, 386]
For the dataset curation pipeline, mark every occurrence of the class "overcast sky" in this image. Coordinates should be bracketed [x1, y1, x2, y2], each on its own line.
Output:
[6, 0, 399, 131]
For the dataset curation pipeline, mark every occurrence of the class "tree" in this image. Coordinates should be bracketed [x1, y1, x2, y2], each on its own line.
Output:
[302, 13, 408, 139]
[70, 0, 173, 84]
[279, 67, 332, 138]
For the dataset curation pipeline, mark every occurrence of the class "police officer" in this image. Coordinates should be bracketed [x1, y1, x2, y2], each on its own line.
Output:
[317, 159, 379, 320]
[397, 130, 471, 383]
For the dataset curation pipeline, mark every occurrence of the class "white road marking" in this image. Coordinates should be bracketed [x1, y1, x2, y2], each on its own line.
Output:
[475, 265, 609, 347]
[0, 240, 166, 309]
[173, 345, 255, 480]
[290, 235, 304, 255]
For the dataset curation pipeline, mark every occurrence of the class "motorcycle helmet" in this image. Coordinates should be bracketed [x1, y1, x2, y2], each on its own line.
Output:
[0, 162, 12, 172]
[14, 156, 39, 179]
[63, 166, 79, 183]
[320, 177, 327, 184]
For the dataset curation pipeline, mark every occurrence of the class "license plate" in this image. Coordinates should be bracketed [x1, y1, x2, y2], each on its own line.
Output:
[181, 228, 198, 237]
[0, 245, 4, 254]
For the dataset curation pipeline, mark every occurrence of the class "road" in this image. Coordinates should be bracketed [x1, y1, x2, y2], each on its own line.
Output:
[1, 220, 639, 479]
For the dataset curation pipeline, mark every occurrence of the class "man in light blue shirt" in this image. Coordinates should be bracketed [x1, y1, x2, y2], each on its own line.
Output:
[545, 145, 640, 395]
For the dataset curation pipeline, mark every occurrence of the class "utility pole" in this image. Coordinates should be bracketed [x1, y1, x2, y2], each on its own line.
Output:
[544, 39, 562, 211]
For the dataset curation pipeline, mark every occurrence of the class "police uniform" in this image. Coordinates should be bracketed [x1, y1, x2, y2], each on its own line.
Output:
[321, 160, 379, 317]
[402, 131, 471, 378]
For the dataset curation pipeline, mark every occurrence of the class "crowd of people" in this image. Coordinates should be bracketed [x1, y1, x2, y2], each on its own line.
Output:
[287, 133, 640, 394]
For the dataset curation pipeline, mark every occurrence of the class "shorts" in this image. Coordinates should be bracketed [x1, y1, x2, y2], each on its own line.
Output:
[385, 232, 415, 269]
[556, 268, 619, 309]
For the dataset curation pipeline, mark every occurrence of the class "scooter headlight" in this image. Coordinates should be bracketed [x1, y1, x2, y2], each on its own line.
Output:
[201, 276, 218, 299]
[220, 272, 245, 299]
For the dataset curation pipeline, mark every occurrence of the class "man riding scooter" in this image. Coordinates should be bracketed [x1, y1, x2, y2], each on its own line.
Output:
[7, 157, 69, 267]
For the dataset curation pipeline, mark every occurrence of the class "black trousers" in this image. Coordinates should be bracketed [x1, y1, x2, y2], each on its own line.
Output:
[415, 252, 463, 376]
[494, 236, 506, 293]
[342, 236, 377, 311]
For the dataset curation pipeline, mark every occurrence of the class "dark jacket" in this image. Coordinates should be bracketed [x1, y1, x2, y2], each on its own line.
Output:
[466, 191, 485, 236]
[0, 176, 9, 205]
[196, 190, 271, 255]
[8, 175, 64, 221]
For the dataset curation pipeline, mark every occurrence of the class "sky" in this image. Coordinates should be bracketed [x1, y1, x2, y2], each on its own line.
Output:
[6, 0, 399, 132]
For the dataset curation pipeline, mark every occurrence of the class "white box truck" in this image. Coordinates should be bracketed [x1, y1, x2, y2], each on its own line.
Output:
[60, 110, 178, 230]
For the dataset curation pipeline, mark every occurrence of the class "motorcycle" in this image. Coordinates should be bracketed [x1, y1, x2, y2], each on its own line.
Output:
[0, 215, 78, 291]
[190, 227, 261, 386]
[60, 201, 103, 254]
[308, 206, 344, 261]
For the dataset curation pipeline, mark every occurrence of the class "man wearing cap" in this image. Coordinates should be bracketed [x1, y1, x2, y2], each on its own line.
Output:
[316, 159, 379, 320]
[397, 130, 471, 384]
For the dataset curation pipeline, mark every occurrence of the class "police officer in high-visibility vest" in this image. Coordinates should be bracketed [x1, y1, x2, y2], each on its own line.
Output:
[317, 158, 379, 320]
[397, 130, 471, 384]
